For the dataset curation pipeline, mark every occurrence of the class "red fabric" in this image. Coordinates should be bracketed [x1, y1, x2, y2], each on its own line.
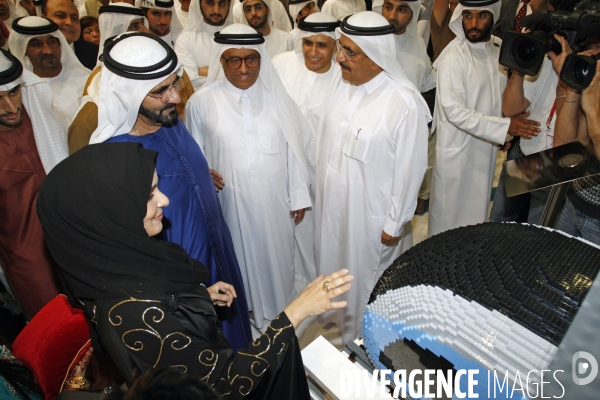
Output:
[12, 295, 92, 400]
[514, 0, 530, 33]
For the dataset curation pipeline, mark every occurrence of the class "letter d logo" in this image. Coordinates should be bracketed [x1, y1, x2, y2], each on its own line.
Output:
[572, 351, 598, 385]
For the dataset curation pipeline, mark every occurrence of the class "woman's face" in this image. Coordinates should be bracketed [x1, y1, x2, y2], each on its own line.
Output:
[82, 22, 100, 45]
[143, 170, 169, 236]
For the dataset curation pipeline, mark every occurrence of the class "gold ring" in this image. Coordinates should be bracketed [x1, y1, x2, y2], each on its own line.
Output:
[322, 281, 332, 292]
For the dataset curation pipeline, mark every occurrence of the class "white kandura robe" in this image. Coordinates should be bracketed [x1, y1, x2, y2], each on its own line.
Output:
[272, 50, 339, 285]
[428, 40, 509, 237]
[232, 0, 293, 32]
[320, 0, 366, 21]
[315, 71, 428, 344]
[185, 78, 311, 329]
[47, 67, 89, 130]
[393, 33, 435, 92]
[175, 24, 224, 90]
[159, 28, 182, 49]
[174, 3, 189, 28]
[264, 28, 295, 58]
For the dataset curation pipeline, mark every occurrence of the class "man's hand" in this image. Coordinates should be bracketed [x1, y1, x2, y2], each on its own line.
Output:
[500, 140, 512, 152]
[548, 34, 572, 76]
[210, 169, 225, 192]
[508, 110, 541, 139]
[290, 209, 305, 224]
[207, 281, 237, 307]
[198, 66, 209, 77]
[381, 231, 401, 246]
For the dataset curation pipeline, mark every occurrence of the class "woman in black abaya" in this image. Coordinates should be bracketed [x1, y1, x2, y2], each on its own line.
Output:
[36, 143, 353, 399]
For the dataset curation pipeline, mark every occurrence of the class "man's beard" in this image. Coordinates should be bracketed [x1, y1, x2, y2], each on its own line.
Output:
[201, 8, 227, 26]
[463, 22, 493, 43]
[39, 54, 61, 71]
[248, 14, 267, 30]
[0, 108, 23, 129]
[138, 103, 178, 125]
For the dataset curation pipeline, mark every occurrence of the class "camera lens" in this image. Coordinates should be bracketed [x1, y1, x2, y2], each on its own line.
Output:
[512, 37, 539, 68]
[573, 62, 592, 84]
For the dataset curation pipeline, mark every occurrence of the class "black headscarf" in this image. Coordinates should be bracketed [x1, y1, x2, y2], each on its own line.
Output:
[37, 143, 208, 300]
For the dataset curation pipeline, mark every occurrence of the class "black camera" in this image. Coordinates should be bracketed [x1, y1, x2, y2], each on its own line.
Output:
[499, 0, 600, 77]
[560, 53, 600, 90]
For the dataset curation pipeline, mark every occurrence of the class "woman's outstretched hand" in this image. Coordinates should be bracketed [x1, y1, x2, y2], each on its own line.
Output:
[284, 269, 353, 329]
[207, 281, 237, 307]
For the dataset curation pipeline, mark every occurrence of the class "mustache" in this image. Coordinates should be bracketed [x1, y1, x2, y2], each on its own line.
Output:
[468, 28, 483, 34]
[160, 103, 176, 112]
[40, 54, 59, 61]
[0, 108, 21, 118]
[339, 62, 351, 71]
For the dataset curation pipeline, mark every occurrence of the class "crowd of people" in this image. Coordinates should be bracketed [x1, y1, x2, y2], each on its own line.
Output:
[0, 0, 599, 397]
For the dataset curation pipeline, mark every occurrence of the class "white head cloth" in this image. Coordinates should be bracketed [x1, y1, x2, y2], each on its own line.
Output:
[97, 3, 148, 66]
[9, 0, 29, 20]
[205, 23, 310, 182]
[335, 11, 429, 116]
[0, 50, 68, 172]
[140, 0, 186, 30]
[293, 12, 337, 54]
[8, 16, 90, 75]
[371, 0, 421, 37]
[288, 0, 320, 28]
[183, 0, 235, 32]
[432, 0, 501, 67]
[89, 33, 183, 144]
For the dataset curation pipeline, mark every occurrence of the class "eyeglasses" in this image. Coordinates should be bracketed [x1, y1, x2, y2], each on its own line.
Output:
[336, 40, 363, 60]
[82, 28, 100, 36]
[220, 55, 261, 69]
[462, 13, 492, 21]
[147, 77, 184, 103]
[243, 3, 264, 12]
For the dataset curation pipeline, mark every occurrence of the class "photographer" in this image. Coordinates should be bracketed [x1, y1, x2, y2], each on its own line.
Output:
[491, 4, 557, 225]
[553, 36, 600, 244]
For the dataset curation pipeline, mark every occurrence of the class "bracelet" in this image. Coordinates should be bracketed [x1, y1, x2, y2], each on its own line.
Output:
[555, 95, 566, 99]
[65, 376, 91, 390]
[565, 99, 580, 103]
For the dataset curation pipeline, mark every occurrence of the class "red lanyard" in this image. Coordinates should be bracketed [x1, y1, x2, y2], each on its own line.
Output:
[546, 100, 556, 130]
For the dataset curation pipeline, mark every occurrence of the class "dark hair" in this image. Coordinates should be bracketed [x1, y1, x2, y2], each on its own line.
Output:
[0, 339, 43, 400]
[105, 368, 219, 400]
[80, 16, 98, 32]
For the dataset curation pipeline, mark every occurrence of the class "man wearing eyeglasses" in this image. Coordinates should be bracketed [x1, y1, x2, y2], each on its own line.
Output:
[91, 32, 254, 351]
[185, 24, 312, 332]
[428, 0, 540, 237]
[314, 11, 430, 344]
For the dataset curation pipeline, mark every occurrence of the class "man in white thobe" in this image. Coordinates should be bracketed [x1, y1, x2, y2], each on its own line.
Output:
[185, 24, 312, 329]
[288, 0, 318, 29]
[381, 0, 435, 214]
[96, 3, 149, 66]
[428, 0, 540, 237]
[272, 12, 339, 285]
[241, 0, 293, 57]
[321, 0, 366, 21]
[175, 0, 235, 89]
[141, 0, 183, 47]
[174, 0, 190, 28]
[233, 0, 291, 32]
[314, 11, 430, 344]
[9, 16, 90, 129]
